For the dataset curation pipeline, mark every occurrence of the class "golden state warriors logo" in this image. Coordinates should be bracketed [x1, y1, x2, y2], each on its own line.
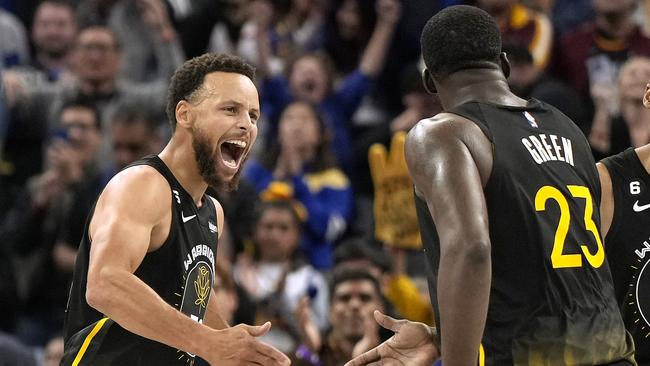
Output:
[194, 265, 210, 308]
[175, 244, 215, 365]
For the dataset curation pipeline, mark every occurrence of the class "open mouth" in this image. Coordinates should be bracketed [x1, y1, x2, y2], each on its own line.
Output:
[303, 80, 317, 92]
[220, 140, 247, 169]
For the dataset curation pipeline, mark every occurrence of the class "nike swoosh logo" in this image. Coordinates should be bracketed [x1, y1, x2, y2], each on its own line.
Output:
[633, 200, 650, 212]
[181, 212, 197, 223]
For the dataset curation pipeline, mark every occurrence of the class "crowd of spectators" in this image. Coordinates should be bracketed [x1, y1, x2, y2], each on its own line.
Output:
[2, 0, 650, 365]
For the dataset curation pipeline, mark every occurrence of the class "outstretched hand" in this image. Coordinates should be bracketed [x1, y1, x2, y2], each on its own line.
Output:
[345, 311, 439, 366]
[205, 322, 291, 366]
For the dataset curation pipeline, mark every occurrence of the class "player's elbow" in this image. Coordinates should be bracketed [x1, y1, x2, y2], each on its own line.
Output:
[466, 241, 491, 266]
[443, 239, 491, 267]
[86, 267, 120, 313]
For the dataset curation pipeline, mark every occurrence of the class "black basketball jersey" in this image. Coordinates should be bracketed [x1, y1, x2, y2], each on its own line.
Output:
[415, 99, 635, 365]
[601, 148, 650, 366]
[61, 155, 219, 366]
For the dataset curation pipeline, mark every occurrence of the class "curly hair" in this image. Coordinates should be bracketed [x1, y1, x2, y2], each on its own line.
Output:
[165, 53, 256, 132]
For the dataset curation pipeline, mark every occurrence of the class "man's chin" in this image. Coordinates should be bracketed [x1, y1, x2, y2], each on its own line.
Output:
[344, 333, 365, 344]
[205, 169, 242, 192]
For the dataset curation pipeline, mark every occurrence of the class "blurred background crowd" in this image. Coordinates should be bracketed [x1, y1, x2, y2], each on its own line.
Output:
[1, 0, 650, 365]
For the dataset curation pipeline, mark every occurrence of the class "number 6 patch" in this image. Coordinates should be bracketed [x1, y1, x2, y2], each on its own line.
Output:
[629, 180, 644, 196]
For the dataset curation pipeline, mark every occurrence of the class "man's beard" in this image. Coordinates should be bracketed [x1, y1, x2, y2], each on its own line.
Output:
[192, 128, 245, 192]
[44, 47, 68, 60]
[40, 41, 71, 60]
[343, 330, 364, 344]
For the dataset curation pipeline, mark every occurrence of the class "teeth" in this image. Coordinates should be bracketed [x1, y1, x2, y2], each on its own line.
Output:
[226, 140, 247, 148]
[223, 158, 237, 168]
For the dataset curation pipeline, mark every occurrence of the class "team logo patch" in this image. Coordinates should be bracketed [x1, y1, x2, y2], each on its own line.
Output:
[176, 243, 215, 365]
[193, 265, 210, 308]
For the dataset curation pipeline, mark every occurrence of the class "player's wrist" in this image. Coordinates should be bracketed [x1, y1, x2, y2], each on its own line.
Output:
[186, 321, 216, 358]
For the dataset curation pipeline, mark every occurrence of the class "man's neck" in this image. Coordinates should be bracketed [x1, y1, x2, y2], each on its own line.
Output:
[35, 51, 69, 72]
[327, 332, 355, 360]
[159, 134, 208, 207]
[78, 78, 117, 97]
[437, 69, 527, 110]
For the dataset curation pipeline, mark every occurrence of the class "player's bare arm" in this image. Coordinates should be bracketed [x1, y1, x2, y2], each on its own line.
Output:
[597, 162, 615, 237]
[85, 166, 289, 366]
[405, 113, 493, 366]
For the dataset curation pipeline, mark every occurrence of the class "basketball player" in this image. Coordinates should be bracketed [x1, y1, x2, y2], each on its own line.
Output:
[597, 84, 650, 366]
[60, 54, 291, 366]
[347, 5, 634, 366]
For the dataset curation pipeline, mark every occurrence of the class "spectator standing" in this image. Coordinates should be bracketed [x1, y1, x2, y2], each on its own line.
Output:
[245, 101, 354, 269]
[554, 0, 650, 106]
[234, 200, 329, 354]
[28, 0, 77, 83]
[292, 269, 387, 366]
[477, 0, 553, 69]
[0, 8, 29, 68]
[107, 0, 185, 82]
[506, 43, 589, 132]
[259, 0, 401, 171]
[590, 56, 650, 159]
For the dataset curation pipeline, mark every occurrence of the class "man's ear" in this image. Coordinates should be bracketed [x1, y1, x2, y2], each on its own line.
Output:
[422, 68, 437, 94]
[175, 100, 194, 130]
[500, 52, 511, 79]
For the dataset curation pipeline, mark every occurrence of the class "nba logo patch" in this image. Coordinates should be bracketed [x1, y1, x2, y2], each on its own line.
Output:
[523, 111, 538, 128]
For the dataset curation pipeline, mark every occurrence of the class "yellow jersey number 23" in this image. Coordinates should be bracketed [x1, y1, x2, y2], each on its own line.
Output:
[535, 185, 605, 269]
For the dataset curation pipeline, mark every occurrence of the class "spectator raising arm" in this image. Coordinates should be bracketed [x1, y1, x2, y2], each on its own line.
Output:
[359, 0, 402, 78]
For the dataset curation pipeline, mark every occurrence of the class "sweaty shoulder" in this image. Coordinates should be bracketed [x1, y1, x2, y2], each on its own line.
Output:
[406, 113, 493, 186]
[90, 165, 172, 245]
[407, 113, 489, 145]
[101, 165, 171, 208]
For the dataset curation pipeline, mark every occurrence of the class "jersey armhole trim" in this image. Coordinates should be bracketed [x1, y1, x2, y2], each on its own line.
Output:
[147, 181, 177, 255]
[601, 159, 624, 247]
